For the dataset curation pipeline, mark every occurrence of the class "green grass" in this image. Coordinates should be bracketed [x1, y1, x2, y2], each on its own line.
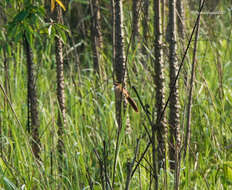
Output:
[0, 3, 232, 190]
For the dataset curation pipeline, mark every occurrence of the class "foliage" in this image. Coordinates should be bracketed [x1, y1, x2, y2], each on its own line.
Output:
[7, 3, 45, 45]
[0, 0, 231, 189]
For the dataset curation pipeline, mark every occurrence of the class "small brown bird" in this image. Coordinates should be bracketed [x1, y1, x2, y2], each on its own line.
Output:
[115, 83, 138, 112]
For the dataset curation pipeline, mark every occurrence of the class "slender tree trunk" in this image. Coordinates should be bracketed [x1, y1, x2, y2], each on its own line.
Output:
[154, 0, 167, 173]
[141, 0, 149, 66]
[176, 0, 189, 87]
[24, 35, 40, 160]
[90, 0, 105, 80]
[112, 0, 126, 188]
[113, 0, 126, 128]
[176, 0, 185, 39]
[54, 5, 67, 172]
[161, 0, 165, 36]
[132, 0, 139, 49]
[167, 0, 181, 189]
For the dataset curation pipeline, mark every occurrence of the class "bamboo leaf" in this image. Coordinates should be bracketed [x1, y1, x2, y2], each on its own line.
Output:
[51, 0, 66, 12]
[56, 0, 66, 11]
[13, 10, 29, 23]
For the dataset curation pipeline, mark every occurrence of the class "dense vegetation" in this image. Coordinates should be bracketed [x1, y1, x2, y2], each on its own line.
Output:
[0, 0, 231, 189]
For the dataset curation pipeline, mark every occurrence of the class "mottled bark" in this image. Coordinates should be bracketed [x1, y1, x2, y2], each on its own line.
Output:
[24, 35, 40, 160]
[132, 0, 139, 49]
[167, 0, 181, 189]
[55, 5, 67, 172]
[113, 0, 126, 129]
[112, 0, 126, 188]
[154, 0, 167, 172]
[141, 0, 149, 66]
[176, 0, 185, 39]
[90, 0, 105, 80]
[161, 0, 165, 35]
[114, 0, 125, 84]
[176, 0, 188, 87]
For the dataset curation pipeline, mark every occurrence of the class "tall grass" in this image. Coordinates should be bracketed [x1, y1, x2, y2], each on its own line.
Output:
[0, 2, 232, 190]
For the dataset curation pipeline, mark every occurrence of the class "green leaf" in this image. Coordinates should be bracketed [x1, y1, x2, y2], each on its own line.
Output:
[52, 23, 70, 43]
[2, 177, 18, 190]
[0, 165, 17, 190]
[13, 10, 30, 23]
[7, 23, 17, 39]
[0, 30, 6, 41]
[58, 30, 66, 43]
[9, 24, 23, 43]
[6, 44, 11, 56]
[55, 23, 70, 34]
[14, 30, 23, 43]
[7, 4, 46, 43]
[223, 161, 232, 183]
[24, 25, 34, 46]
[48, 25, 53, 36]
